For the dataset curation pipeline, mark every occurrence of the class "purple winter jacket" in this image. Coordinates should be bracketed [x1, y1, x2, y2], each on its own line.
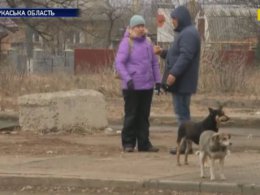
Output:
[115, 31, 161, 90]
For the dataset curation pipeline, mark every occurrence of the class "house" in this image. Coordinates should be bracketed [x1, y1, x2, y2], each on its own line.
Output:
[0, 0, 19, 55]
[0, 18, 19, 54]
[2, 0, 117, 54]
[195, 5, 258, 49]
[195, 5, 258, 65]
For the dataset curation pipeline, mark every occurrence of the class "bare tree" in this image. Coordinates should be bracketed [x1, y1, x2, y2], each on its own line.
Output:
[97, 0, 132, 48]
[5, 0, 84, 54]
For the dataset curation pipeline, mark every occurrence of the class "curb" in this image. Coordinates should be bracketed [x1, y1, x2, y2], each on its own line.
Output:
[150, 115, 260, 129]
[145, 179, 260, 194]
[1, 174, 260, 194]
[0, 112, 259, 129]
[109, 115, 260, 129]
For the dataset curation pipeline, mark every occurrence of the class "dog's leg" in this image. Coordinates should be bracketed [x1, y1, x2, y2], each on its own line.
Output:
[209, 158, 216, 180]
[204, 158, 209, 168]
[177, 138, 185, 166]
[184, 140, 192, 165]
[176, 142, 181, 166]
[199, 151, 206, 178]
[219, 158, 226, 180]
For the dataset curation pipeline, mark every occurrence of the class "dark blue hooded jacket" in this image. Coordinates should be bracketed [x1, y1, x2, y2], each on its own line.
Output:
[161, 6, 201, 94]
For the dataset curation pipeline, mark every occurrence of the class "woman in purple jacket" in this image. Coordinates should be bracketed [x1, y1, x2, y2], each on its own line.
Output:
[115, 15, 161, 152]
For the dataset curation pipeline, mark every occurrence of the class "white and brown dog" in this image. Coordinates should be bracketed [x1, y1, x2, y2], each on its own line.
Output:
[198, 130, 232, 180]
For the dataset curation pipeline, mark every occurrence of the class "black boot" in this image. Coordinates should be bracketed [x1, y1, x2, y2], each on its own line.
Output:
[139, 145, 159, 152]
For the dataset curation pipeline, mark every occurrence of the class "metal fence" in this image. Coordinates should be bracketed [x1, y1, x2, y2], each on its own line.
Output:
[7, 48, 74, 74]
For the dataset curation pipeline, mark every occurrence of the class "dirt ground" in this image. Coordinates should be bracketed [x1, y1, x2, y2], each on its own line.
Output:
[0, 187, 237, 195]
[0, 130, 257, 195]
[0, 127, 259, 158]
[0, 94, 259, 157]
[0, 131, 250, 195]
[0, 130, 171, 157]
[106, 94, 260, 123]
[0, 94, 259, 194]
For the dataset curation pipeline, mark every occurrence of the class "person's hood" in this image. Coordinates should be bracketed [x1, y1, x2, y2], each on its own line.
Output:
[171, 6, 192, 32]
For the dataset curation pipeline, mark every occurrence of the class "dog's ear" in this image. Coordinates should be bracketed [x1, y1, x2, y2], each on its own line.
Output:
[216, 101, 223, 110]
[212, 133, 220, 142]
[208, 107, 214, 113]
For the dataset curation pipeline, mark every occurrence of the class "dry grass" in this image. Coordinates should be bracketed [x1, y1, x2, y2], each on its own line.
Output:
[199, 47, 260, 95]
[0, 65, 121, 111]
[0, 50, 259, 111]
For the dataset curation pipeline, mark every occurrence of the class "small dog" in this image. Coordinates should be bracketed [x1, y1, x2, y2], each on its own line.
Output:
[198, 130, 232, 180]
[176, 106, 229, 166]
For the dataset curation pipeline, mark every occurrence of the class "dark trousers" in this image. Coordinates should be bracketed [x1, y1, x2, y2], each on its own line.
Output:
[172, 93, 192, 152]
[121, 89, 153, 150]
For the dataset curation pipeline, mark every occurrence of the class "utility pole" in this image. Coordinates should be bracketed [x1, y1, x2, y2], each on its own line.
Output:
[132, 0, 140, 13]
[24, 0, 34, 73]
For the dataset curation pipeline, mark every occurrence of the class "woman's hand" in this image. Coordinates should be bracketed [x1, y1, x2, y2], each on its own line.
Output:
[153, 45, 162, 55]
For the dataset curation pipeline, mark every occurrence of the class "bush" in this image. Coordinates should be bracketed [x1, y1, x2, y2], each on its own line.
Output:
[199, 46, 256, 94]
[255, 41, 260, 64]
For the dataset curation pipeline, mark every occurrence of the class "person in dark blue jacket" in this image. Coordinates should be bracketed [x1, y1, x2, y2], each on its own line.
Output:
[154, 5, 201, 154]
